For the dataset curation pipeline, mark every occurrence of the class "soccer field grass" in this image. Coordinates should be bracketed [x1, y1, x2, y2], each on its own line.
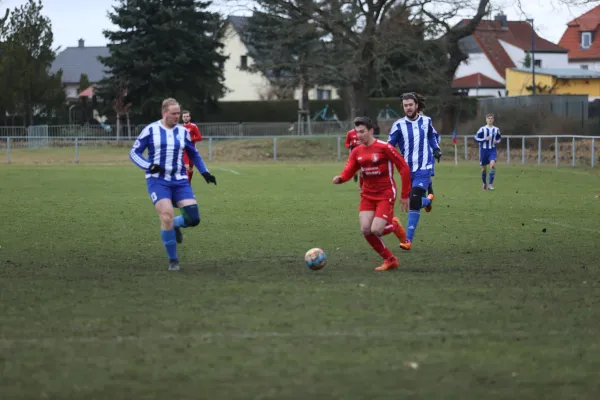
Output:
[1, 161, 600, 399]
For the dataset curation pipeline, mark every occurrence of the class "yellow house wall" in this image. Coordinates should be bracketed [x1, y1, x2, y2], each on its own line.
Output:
[505, 68, 600, 97]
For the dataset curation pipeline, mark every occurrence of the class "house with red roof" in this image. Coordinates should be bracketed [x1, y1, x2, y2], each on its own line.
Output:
[558, 5, 600, 70]
[453, 13, 569, 97]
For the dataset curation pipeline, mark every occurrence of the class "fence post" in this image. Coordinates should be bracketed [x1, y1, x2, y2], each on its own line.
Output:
[522, 136, 525, 165]
[209, 137, 213, 161]
[555, 136, 559, 167]
[592, 138, 596, 168]
[273, 137, 277, 161]
[537, 136, 542, 165]
[6, 137, 11, 164]
[464, 136, 467, 160]
[506, 137, 510, 164]
[337, 136, 341, 161]
[572, 136, 576, 167]
[75, 137, 79, 164]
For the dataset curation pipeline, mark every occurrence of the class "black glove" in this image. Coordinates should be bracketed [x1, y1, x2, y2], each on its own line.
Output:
[433, 148, 442, 163]
[202, 172, 217, 185]
[148, 164, 163, 174]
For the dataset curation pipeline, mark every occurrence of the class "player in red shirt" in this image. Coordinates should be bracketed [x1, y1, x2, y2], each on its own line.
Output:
[345, 128, 360, 183]
[181, 110, 203, 182]
[333, 117, 412, 271]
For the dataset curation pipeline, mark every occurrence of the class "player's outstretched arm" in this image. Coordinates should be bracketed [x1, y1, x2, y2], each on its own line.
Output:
[427, 120, 441, 150]
[184, 133, 216, 185]
[474, 128, 486, 142]
[334, 150, 360, 184]
[385, 144, 411, 200]
[130, 130, 152, 170]
[495, 129, 502, 143]
[387, 122, 403, 148]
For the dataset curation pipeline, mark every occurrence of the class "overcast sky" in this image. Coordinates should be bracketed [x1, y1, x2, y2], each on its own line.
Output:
[1, 0, 597, 50]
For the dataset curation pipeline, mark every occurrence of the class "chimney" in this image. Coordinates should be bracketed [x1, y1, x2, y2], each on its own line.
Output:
[494, 12, 508, 29]
[78, 38, 84, 48]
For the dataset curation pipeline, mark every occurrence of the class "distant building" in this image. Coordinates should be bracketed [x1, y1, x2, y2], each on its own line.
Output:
[506, 67, 600, 100]
[558, 4, 600, 71]
[453, 13, 569, 97]
[50, 39, 109, 100]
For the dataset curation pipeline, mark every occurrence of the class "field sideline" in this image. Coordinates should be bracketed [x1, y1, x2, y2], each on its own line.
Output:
[1, 160, 600, 399]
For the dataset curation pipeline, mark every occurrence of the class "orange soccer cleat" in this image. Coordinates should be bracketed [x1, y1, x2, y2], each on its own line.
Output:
[424, 194, 434, 213]
[374, 256, 399, 271]
[392, 217, 407, 244]
[399, 240, 412, 251]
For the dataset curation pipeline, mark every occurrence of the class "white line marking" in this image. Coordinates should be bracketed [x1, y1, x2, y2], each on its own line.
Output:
[0, 329, 595, 345]
[215, 167, 240, 175]
[533, 218, 600, 234]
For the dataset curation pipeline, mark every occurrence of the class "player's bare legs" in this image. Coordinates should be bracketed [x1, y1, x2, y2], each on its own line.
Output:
[488, 160, 496, 190]
[173, 198, 200, 245]
[155, 199, 180, 271]
[481, 164, 488, 190]
[360, 212, 399, 271]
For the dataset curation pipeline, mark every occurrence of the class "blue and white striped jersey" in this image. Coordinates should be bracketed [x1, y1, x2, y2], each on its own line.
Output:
[474, 125, 501, 150]
[387, 115, 440, 172]
[130, 120, 209, 181]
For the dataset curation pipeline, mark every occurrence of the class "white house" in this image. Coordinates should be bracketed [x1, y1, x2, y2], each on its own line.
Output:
[452, 13, 569, 97]
[221, 16, 339, 102]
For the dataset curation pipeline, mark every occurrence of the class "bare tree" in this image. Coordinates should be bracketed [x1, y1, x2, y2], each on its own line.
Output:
[227, 0, 490, 124]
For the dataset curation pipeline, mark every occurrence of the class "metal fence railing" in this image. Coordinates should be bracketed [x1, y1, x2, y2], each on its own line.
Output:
[0, 135, 598, 167]
[0, 121, 352, 139]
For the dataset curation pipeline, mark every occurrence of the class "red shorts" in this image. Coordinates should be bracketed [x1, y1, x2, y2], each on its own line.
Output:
[359, 197, 394, 223]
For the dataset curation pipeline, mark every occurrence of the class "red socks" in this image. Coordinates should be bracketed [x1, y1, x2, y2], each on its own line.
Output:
[364, 234, 393, 260]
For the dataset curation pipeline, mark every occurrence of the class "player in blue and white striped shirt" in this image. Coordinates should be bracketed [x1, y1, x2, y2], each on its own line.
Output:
[130, 98, 216, 271]
[474, 113, 501, 191]
[388, 93, 441, 251]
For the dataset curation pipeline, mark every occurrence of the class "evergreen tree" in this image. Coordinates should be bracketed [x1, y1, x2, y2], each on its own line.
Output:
[99, 0, 227, 120]
[0, 0, 65, 125]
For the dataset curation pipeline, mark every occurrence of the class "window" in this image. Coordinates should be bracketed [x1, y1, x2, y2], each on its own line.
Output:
[581, 32, 592, 49]
[534, 59, 542, 68]
[240, 55, 248, 70]
[581, 64, 589, 70]
[316, 88, 331, 100]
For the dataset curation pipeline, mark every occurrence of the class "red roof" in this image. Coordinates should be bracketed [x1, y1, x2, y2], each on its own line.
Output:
[452, 73, 504, 88]
[558, 5, 600, 61]
[460, 19, 567, 79]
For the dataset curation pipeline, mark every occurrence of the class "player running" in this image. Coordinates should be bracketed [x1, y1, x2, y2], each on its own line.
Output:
[181, 110, 203, 183]
[387, 92, 441, 251]
[129, 98, 217, 271]
[345, 127, 360, 182]
[474, 113, 501, 190]
[333, 117, 411, 271]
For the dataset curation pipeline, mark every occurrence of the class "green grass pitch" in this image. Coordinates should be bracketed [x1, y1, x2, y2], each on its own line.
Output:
[1, 159, 600, 399]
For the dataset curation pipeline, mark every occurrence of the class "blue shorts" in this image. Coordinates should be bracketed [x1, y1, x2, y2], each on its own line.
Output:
[411, 169, 432, 191]
[480, 148, 497, 166]
[146, 178, 195, 207]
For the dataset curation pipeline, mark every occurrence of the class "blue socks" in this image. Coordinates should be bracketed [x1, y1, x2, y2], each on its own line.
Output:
[489, 169, 495, 184]
[174, 215, 187, 228]
[407, 210, 421, 242]
[482, 171, 487, 185]
[161, 229, 178, 261]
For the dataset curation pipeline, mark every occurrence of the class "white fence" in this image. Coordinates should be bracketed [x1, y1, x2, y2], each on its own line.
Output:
[0, 135, 598, 167]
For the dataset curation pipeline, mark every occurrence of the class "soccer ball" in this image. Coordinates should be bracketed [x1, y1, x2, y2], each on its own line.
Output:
[304, 248, 327, 270]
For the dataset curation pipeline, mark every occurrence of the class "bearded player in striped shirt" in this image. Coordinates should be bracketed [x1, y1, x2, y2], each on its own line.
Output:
[475, 113, 502, 191]
[130, 98, 217, 271]
[333, 117, 411, 271]
[387, 92, 441, 251]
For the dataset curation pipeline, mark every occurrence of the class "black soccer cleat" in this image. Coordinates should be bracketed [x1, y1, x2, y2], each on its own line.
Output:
[175, 227, 183, 244]
[168, 259, 180, 271]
